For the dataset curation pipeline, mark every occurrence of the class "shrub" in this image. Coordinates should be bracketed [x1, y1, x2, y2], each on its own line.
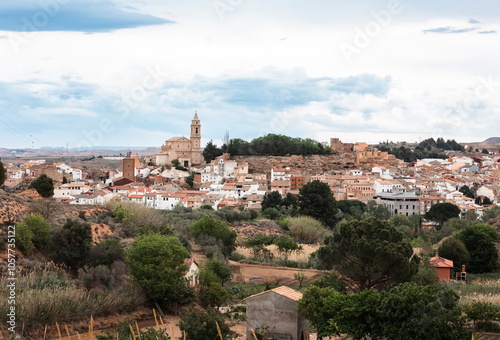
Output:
[0, 272, 146, 332]
[127, 233, 189, 302]
[288, 216, 330, 244]
[228, 252, 246, 262]
[244, 234, 275, 247]
[438, 238, 470, 272]
[465, 301, 500, 331]
[273, 235, 302, 257]
[178, 309, 236, 340]
[46, 219, 93, 274]
[189, 216, 237, 258]
[262, 207, 281, 220]
[97, 319, 171, 340]
[16, 223, 35, 255]
[16, 214, 51, 254]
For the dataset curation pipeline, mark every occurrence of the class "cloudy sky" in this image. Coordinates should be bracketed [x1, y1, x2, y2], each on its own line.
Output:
[0, 0, 499, 149]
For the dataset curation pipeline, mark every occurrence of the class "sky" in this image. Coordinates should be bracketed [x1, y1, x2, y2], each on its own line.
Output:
[0, 0, 499, 149]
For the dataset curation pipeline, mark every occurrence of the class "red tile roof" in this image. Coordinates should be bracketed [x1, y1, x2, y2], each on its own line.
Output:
[430, 255, 454, 268]
[245, 285, 303, 302]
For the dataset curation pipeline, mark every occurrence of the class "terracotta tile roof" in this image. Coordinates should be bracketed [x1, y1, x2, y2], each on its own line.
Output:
[245, 285, 303, 302]
[430, 255, 454, 268]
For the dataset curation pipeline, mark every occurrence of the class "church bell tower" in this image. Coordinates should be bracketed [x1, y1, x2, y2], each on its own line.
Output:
[191, 111, 201, 151]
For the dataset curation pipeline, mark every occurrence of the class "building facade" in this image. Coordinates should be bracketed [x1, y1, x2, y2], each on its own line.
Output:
[155, 113, 204, 167]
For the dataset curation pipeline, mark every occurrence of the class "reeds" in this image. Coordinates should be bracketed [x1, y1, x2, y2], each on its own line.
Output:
[0, 273, 146, 331]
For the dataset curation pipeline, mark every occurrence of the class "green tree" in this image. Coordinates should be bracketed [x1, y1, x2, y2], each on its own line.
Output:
[127, 233, 189, 301]
[297, 286, 341, 339]
[482, 148, 489, 154]
[16, 223, 35, 254]
[189, 216, 237, 258]
[62, 176, 68, 184]
[28, 174, 54, 197]
[437, 238, 470, 273]
[364, 200, 389, 220]
[46, 218, 93, 274]
[0, 160, 6, 186]
[206, 259, 233, 286]
[411, 257, 439, 286]
[261, 191, 283, 211]
[337, 200, 367, 220]
[16, 214, 51, 251]
[294, 272, 308, 287]
[298, 180, 338, 228]
[273, 235, 302, 257]
[465, 301, 500, 331]
[310, 273, 347, 294]
[482, 197, 492, 205]
[89, 237, 125, 267]
[320, 289, 381, 339]
[200, 282, 233, 310]
[186, 171, 195, 188]
[178, 309, 236, 340]
[171, 159, 180, 167]
[455, 224, 498, 273]
[315, 218, 418, 291]
[459, 185, 474, 199]
[302, 283, 471, 340]
[389, 214, 413, 239]
[203, 140, 223, 163]
[424, 203, 460, 229]
[482, 205, 500, 223]
[374, 283, 471, 340]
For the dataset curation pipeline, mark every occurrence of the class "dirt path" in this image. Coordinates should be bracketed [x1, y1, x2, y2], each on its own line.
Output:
[229, 261, 325, 285]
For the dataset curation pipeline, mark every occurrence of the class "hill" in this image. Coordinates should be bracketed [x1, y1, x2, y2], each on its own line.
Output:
[481, 137, 500, 145]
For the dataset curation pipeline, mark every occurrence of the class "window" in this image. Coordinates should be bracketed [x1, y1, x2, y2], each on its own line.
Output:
[273, 334, 292, 340]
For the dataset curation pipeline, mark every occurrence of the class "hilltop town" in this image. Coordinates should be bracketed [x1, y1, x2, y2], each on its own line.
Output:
[2, 114, 499, 219]
[1, 114, 500, 340]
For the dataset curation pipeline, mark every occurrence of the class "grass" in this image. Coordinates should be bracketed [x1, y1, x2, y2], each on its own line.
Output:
[444, 278, 500, 306]
[0, 265, 146, 332]
[287, 216, 331, 244]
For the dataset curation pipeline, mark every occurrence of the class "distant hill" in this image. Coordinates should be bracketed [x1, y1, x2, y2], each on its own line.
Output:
[481, 137, 500, 145]
[0, 147, 161, 158]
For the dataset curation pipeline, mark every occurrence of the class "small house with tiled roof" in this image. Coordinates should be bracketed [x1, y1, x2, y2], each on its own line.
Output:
[245, 286, 309, 340]
[430, 254, 454, 281]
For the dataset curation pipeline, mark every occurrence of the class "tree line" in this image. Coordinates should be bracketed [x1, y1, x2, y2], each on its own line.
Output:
[378, 137, 464, 162]
[203, 133, 331, 162]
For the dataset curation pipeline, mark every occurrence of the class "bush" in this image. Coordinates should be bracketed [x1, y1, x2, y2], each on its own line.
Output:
[288, 216, 330, 244]
[16, 214, 51, 254]
[455, 224, 499, 273]
[97, 319, 171, 340]
[276, 216, 290, 230]
[438, 238, 470, 272]
[178, 309, 236, 340]
[465, 301, 500, 331]
[127, 233, 189, 302]
[273, 235, 302, 257]
[228, 252, 246, 261]
[262, 207, 281, 220]
[0, 273, 146, 332]
[28, 174, 54, 197]
[16, 223, 35, 254]
[243, 234, 276, 247]
[46, 219, 93, 274]
[189, 216, 237, 258]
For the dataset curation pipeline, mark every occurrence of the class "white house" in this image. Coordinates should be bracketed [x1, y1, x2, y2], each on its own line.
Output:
[54, 183, 92, 198]
[371, 166, 392, 179]
[184, 259, 199, 287]
[373, 179, 403, 194]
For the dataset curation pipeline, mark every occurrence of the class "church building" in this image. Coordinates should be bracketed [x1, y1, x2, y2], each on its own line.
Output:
[155, 113, 204, 167]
